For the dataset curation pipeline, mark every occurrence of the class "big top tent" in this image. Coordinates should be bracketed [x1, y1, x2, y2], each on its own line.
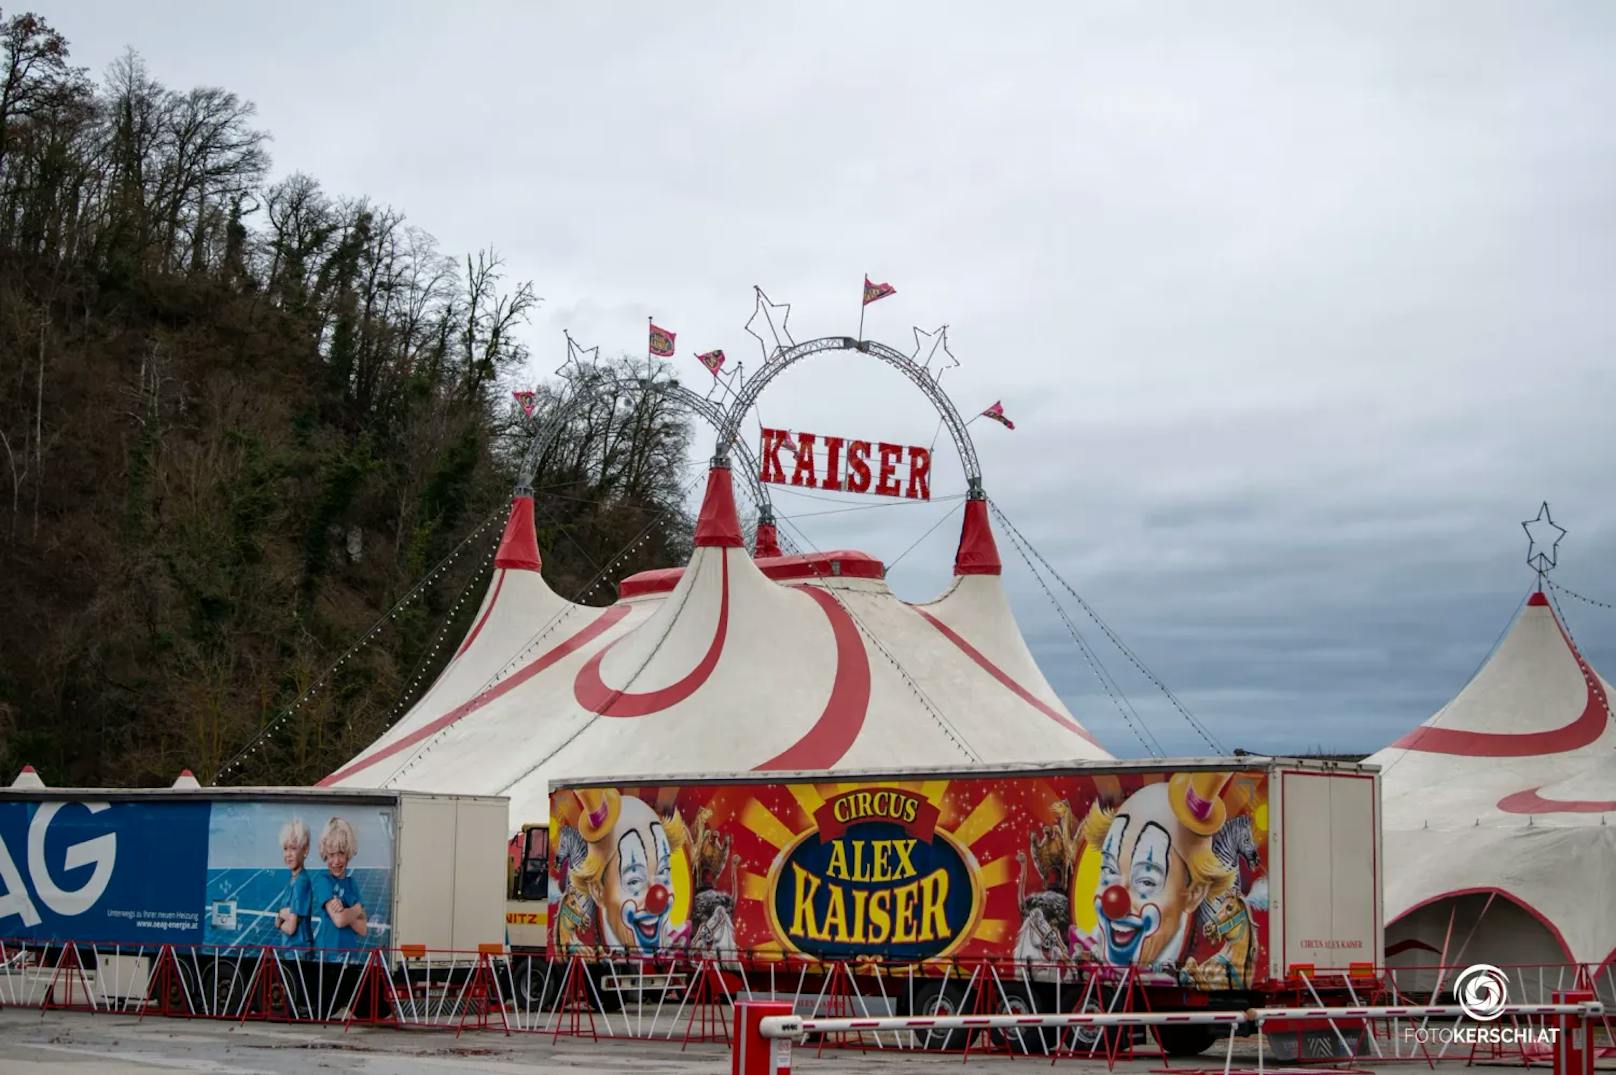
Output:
[323, 465, 1112, 828]
[1366, 589, 1616, 985]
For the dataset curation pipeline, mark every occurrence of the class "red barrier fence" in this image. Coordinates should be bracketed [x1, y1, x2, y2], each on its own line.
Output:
[1, 939, 1611, 1066]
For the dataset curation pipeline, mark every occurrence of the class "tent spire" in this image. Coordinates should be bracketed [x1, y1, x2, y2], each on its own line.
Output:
[953, 495, 1002, 576]
[494, 495, 543, 570]
[753, 507, 782, 558]
[695, 462, 744, 548]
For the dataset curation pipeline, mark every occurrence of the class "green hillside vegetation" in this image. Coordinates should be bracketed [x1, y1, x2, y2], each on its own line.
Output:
[0, 13, 694, 788]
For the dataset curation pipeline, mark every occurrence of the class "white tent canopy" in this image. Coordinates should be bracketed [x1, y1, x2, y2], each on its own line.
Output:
[1367, 591, 1616, 975]
[327, 466, 1111, 827]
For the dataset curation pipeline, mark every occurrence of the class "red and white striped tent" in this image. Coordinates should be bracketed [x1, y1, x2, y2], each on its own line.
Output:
[1366, 591, 1616, 979]
[325, 465, 1110, 828]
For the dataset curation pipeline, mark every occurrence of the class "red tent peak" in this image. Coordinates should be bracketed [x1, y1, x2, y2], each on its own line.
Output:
[1527, 591, 1550, 607]
[753, 521, 782, 558]
[695, 465, 743, 548]
[494, 495, 543, 571]
[21, 764, 35, 773]
[954, 498, 1002, 576]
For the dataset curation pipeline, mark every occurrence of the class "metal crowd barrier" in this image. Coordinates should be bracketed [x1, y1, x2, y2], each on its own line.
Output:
[1, 937, 1611, 1067]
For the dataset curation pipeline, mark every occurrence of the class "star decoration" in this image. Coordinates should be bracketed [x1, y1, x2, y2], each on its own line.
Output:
[552, 331, 602, 380]
[744, 286, 794, 365]
[910, 324, 959, 379]
[1521, 501, 1566, 575]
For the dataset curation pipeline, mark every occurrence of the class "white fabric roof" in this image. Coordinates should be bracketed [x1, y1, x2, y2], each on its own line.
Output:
[326, 468, 1111, 827]
[1366, 592, 1616, 967]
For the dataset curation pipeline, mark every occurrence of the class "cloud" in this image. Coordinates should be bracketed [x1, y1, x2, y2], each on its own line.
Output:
[45, 0, 1616, 756]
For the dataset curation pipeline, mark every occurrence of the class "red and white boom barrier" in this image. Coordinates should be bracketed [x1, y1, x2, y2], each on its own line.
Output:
[735, 998, 1607, 1075]
[734, 1003, 1246, 1074]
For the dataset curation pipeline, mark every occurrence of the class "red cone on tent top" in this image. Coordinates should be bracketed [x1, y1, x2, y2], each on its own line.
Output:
[173, 769, 201, 789]
[954, 498, 1002, 576]
[694, 465, 743, 548]
[494, 495, 543, 571]
[11, 764, 44, 788]
[1527, 591, 1550, 607]
[753, 521, 782, 558]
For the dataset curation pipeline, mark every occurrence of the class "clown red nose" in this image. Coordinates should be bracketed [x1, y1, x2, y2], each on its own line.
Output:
[643, 883, 671, 915]
[1100, 883, 1131, 920]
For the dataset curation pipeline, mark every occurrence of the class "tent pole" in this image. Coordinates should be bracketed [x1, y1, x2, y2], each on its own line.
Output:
[1448, 891, 1498, 970]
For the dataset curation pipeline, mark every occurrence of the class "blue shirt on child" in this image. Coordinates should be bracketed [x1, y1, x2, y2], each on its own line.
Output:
[312, 872, 366, 950]
[279, 870, 314, 949]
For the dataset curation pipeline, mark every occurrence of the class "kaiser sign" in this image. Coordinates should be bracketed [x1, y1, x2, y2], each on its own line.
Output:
[759, 427, 931, 501]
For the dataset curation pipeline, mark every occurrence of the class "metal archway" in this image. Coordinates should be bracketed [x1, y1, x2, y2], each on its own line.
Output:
[516, 373, 777, 524]
[714, 336, 984, 499]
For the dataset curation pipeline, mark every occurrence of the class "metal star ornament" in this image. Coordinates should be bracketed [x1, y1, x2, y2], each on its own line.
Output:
[553, 331, 602, 379]
[744, 286, 795, 364]
[910, 324, 959, 378]
[1521, 501, 1566, 575]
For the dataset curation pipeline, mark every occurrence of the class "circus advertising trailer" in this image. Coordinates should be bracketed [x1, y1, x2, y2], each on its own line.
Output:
[540, 757, 1382, 1050]
[0, 782, 506, 1005]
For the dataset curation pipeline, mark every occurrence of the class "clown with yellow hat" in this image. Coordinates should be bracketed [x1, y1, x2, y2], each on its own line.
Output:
[1072, 772, 1238, 971]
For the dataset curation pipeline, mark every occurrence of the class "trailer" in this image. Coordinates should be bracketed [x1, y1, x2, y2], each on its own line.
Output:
[0, 783, 506, 1015]
[538, 756, 1381, 1054]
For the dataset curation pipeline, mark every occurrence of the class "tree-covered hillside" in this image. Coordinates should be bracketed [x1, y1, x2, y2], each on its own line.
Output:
[0, 13, 694, 787]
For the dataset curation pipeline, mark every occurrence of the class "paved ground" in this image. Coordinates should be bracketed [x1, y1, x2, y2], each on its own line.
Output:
[0, 1007, 1180, 1074]
[3, 1009, 1612, 1074]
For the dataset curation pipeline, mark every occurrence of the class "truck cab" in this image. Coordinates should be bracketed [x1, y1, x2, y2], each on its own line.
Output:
[505, 821, 549, 950]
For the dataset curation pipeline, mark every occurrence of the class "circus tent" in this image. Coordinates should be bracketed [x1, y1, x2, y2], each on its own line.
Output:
[324, 464, 1112, 828]
[1366, 591, 1616, 978]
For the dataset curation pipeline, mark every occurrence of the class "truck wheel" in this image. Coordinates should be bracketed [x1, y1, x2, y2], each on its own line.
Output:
[211, 958, 252, 1017]
[589, 965, 624, 1013]
[1156, 1023, 1219, 1057]
[509, 956, 558, 1012]
[910, 979, 967, 1051]
[988, 983, 1054, 1054]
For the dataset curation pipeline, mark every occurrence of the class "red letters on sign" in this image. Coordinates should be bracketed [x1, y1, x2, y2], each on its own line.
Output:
[760, 428, 788, 485]
[846, 440, 873, 494]
[758, 428, 930, 501]
[789, 432, 818, 487]
[875, 443, 903, 497]
[906, 446, 931, 500]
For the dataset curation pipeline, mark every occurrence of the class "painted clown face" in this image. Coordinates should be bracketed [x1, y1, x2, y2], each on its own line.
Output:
[598, 797, 677, 953]
[1092, 784, 1213, 968]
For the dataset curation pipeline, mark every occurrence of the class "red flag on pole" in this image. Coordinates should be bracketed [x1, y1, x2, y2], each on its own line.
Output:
[981, 401, 1015, 430]
[696, 349, 726, 376]
[862, 276, 896, 306]
[511, 390, 536, 417]
[648, 323, 676, 357]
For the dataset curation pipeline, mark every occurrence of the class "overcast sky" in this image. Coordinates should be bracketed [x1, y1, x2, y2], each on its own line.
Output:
[45, 1, 1616, 756]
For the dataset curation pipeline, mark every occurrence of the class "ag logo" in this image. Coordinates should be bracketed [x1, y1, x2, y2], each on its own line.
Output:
[0, 802, 117, 927]
[1454, 963, 1508, 1021]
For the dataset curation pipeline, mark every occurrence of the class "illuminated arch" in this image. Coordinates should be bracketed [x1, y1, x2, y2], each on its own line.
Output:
[516, 374, 776, 522]
[714, 336, 984, 500]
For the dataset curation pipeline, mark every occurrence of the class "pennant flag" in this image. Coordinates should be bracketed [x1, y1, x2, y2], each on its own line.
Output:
[648, 323, 676, 357]
[696, 349, 726, 376]
[981, 401, 1015, 430]
[512, 390, 537, 417]
[862, 276, 896, 306]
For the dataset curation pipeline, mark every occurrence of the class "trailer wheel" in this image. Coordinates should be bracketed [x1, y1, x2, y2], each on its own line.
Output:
[589, 965, 624, 1013]
[910, 979, 968, 1051]
[211, 957, 253, 1017]
[1156, 1023, 1219, 1057]
[988, 982, 1055, 1054]
[508, 956, 559, 1012]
